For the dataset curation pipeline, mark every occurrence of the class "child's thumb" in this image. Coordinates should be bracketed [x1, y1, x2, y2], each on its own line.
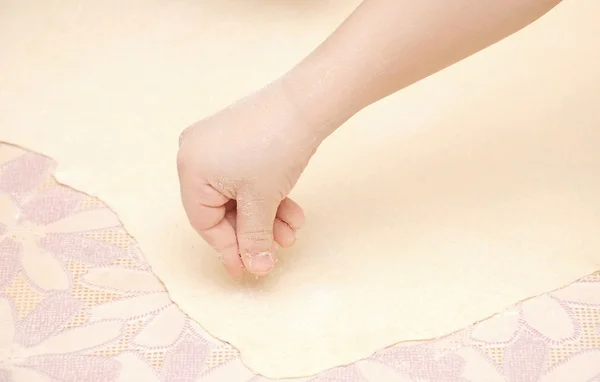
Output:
[236, 193, 280, 276]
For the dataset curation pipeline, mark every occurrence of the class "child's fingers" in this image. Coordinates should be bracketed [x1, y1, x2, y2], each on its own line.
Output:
[178, 173, 243, 277]
[199, 217, 244, 277]
[274, 218, 296, 248]
[276, 197, 305, 230]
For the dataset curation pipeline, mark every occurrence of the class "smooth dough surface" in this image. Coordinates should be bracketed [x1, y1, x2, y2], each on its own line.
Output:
[2, 0, 600, 378]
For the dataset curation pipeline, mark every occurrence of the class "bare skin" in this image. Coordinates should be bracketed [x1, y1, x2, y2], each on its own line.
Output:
[177, 0, 562, 277]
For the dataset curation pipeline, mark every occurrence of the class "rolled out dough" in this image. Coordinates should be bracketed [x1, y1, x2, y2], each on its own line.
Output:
[2, 0, 600, 378]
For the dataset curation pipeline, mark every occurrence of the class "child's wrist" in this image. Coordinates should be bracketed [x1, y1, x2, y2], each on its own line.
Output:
[277, 60, 357, 141]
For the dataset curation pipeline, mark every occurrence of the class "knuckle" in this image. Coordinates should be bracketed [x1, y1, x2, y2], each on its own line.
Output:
[176, 143, 201, 178]
[215, 240, 238, 254]
[176, 150, 188, 175]
[238, 229, 273, 250]
[238, 229, 273, 241]
[178, 127, 189, 148]
[176, 138, 193, 171]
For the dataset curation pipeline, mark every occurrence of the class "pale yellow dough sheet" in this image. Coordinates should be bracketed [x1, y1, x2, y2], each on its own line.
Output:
[2, 0, 600, 378]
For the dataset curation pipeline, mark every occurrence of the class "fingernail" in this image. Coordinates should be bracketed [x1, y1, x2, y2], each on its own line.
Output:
[244, 251, 275, 275]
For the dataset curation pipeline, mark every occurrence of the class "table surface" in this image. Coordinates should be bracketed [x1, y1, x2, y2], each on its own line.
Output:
[1, 142, 599, 381]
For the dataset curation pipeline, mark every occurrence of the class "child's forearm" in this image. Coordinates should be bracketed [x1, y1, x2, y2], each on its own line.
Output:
[280, 0, 562, 138]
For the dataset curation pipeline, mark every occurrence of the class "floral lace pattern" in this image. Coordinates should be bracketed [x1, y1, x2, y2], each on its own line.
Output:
[0, 142, 599, 381]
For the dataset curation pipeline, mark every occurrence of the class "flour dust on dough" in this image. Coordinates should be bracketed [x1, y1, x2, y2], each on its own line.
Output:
[1, 0, 600, 378]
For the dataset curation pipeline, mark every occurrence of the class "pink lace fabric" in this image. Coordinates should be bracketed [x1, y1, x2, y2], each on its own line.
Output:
[0, 143, 599, 382]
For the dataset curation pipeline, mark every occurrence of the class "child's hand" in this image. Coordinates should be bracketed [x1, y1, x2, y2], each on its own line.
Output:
[177, 82, 319, 277]
[177, 0, 558, 278]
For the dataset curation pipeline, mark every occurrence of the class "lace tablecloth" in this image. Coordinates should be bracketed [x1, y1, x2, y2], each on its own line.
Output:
[1, 143, 599, 381]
